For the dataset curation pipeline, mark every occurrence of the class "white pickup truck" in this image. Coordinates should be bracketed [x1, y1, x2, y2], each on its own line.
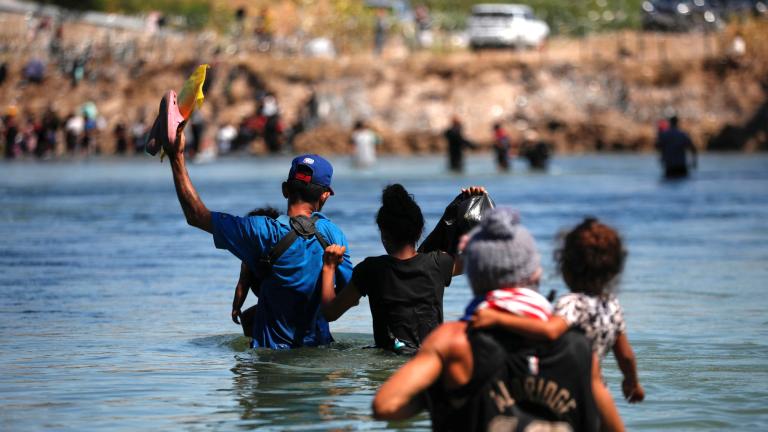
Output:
[467, 3, 550, 50]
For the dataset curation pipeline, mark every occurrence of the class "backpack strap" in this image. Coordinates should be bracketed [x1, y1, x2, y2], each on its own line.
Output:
[261, 230, 298, 270]
[259, 214, 330, 272]
[312, 216, 330, 250]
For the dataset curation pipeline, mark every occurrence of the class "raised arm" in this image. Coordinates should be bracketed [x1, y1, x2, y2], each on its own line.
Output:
[420, 186, 487, 259]
[168, 121, 212, 232]
[321, 245, 361, 322]
[470, 308, 569, 341]
[613, 332, 645, 403]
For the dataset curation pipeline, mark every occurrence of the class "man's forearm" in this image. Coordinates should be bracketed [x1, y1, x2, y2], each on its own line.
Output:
[321, 264, 337, 306]
[169, 153, 212, 232]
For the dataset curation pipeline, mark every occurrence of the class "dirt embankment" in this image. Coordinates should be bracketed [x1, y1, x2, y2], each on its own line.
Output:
[2, 13, 767, 155]
[250, 28, 768, 155]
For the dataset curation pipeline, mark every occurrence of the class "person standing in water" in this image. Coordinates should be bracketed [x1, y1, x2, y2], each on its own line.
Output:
[444, 116, 476, 173]
[492, 122, 513, 172]
[350, 119, 379, 168]
[472, 217, 643, 430]
[656, 115, 697, 179]
[520, 130, 551, 171]
[230, 206, 280, 338]
[165, 121, 352, 349]
[320, 184, 487, 354]
[372, 208, 606, 431]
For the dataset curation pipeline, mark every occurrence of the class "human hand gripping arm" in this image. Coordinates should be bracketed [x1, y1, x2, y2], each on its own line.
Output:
[168, 121, 212, 232]
[321, 245, 361, 322]
[470, 308, 569, 341]
[613, 332, 645, 403]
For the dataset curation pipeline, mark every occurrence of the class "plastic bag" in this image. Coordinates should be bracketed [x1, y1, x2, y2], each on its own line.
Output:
[177, 64, 209, 120]
[419, 192, 495, 255]
[453, 193, 495, 235]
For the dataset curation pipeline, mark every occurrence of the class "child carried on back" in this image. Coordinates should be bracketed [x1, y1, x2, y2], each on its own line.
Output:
[230, 207, 280, 338]
[470, 217, 644, 431]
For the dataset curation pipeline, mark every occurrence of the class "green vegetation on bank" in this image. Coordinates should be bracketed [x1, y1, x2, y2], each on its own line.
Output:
[38, 0, 213, 28]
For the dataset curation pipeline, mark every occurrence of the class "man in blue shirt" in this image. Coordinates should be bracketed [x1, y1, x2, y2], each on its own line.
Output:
[165, 121, 352, 349]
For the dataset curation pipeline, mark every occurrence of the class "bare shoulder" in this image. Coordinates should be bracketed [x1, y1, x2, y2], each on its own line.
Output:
[423, 321, 473, 388]
[423, 322, 470, 357]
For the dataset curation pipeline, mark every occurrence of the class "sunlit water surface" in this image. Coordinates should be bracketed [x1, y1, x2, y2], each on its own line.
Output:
[1, 154, 767, 431]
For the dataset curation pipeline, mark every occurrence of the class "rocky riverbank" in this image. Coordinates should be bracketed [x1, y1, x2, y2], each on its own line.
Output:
[2, 11, 766, 156]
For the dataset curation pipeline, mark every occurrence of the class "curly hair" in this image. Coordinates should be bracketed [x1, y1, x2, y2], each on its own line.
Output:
[246, 206, 280, 219]
[555, 217, 626, 296]
[376, 184, 424, 248]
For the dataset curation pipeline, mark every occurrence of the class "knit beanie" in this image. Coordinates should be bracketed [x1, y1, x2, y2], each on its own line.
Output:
[464, 208, 540, 295]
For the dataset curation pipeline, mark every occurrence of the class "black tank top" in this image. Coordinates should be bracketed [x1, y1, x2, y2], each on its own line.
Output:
[425, 329, 599, 432]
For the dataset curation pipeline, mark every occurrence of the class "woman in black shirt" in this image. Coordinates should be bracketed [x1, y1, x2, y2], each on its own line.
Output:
[321, 184, 485, 353]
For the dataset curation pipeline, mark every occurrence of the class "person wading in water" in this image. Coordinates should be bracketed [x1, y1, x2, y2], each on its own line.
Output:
[165, 121, 352, 349]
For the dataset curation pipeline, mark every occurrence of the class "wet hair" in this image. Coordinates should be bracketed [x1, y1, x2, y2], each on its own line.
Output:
[247, 206, 279, 218]
[284, 165, 329, 204]
[555, 217, 626, 297]
[376, 184, 424, 248]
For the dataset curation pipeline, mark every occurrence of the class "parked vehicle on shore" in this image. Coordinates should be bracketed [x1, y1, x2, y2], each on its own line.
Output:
[467, 3, 549, 50]
[642, 0, 766, 32]
[641, 0, 721, 31]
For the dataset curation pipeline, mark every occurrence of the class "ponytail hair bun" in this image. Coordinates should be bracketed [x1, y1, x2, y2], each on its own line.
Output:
[377, 184, 424, 247]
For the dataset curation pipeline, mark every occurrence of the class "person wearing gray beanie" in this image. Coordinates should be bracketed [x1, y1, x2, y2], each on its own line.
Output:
[372, 206, 606, 430]
[463, 207, 541, 296]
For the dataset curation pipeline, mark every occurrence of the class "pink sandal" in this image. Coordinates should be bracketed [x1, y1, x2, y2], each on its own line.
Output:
[145, 90, 184, 156]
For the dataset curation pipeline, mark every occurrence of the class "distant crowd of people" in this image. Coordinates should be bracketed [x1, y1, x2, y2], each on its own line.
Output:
[1, 104, 110, 159]
[443, 116, 552, 173]
[0, 88, 316, 160]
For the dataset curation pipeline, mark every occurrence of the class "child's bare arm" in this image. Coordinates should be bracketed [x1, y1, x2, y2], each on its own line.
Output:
[613, 332, 645, 403]
[591, 354, 625, 432]
[470, 308, 569, 341]
[231, 262, 252, 324]
[321, 245, 361, 322]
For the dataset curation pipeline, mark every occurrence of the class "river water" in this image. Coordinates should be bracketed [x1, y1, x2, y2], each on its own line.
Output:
[1, 154, 767, 431]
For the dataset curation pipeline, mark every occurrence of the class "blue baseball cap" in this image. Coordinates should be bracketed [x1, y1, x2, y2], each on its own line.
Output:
[288, 154, 334, 195]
